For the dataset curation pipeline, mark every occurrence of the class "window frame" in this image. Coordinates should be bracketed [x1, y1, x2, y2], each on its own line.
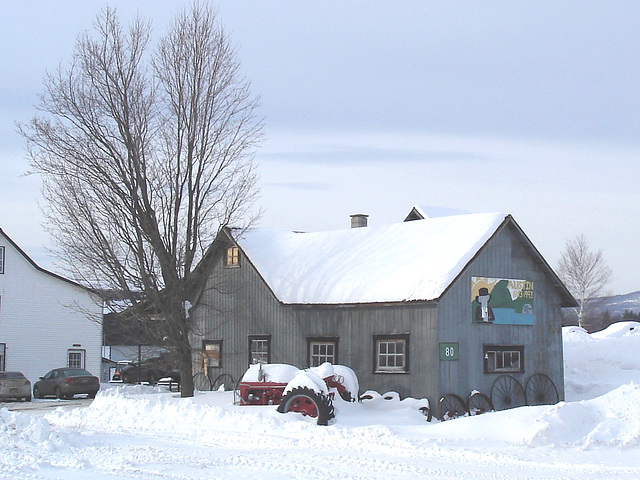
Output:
[67, 349, 86, 369]
[483, 345, 525, 373]
[223, 246, 240, 267]
[248, 335, 271, 365]
[373, 334, 409, 374]
[0, 245, 5, 274]
[0, 343, 5, 371]
[307, 337, 339, 367]
[203, 340, 223, 368]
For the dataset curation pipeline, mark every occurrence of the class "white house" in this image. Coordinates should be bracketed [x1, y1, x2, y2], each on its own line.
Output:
[0, 228, 102, 384]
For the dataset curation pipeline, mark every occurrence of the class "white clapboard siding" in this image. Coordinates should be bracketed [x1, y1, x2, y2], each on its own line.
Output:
[0, 229, 102, 384]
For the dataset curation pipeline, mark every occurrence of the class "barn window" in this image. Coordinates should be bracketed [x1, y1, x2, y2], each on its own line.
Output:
[483, 345, 524, 373]
[0, 343, 5, 371]
[67, 349, 86, 369]
[203, 340, 222, 368]
[249, 335, 271, 364]
[308, 337, 338, 366]
[0, 246, 5, 274]
[224, 246, 239, 267]
[374, 335, 409, 373]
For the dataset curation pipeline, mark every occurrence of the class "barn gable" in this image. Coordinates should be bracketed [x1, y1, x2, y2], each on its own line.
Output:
[189, 211, 574, 412]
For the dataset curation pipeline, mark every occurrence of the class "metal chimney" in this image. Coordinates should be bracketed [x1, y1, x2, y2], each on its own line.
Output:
[350, 214, 369, 228]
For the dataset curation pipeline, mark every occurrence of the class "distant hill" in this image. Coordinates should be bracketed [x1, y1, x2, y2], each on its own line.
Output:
[597, 291, 640, 316]
[562, 290, 640, 331]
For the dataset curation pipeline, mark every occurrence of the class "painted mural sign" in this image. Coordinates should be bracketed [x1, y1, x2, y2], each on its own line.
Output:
[472, 277, 534, 325]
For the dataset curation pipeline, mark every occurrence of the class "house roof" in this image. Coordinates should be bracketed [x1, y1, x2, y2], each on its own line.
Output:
[0, 228, 87, 290]
[231, 212, 572, 306]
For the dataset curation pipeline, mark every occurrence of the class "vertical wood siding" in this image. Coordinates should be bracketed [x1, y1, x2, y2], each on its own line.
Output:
[191, 222, 565, 411]
[436, 223, 565, 404]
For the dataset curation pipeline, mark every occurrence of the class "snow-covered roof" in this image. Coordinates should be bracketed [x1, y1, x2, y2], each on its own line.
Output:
[232, 212, 509, 305]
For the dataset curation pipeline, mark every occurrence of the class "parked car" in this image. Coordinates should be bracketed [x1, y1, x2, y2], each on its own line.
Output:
[0, 371, 31, 402]
[113, 357, 180, 385]
[33, 368, 100, 399]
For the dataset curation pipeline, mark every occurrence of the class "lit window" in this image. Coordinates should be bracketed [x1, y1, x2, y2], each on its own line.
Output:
[374, 335, 409, 373]
[203, 340, 222, 368]
[249, 336, 270, 364]
[224, 246, 239, 267]
[483, 345, 524, 373]
[308, 338, 338, 366]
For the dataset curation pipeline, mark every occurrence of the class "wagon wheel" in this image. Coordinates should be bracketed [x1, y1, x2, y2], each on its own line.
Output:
[490, 375, 525, 410]
[467, 391, 494, 415]
[438, 394, 469, 421]
[211, 373, 236, 392]
[525, 374, 559, 406]
[419, 405, 433, 422]
[277, 387, 335, 426]
[193, 372, 212, 391]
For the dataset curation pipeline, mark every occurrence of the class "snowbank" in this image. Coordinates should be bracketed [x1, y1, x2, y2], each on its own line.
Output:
[2, 322, 640, 479]
[526, 384, 640, 449]
[0, 407, 78, 472]
[564, 324, 640, 401]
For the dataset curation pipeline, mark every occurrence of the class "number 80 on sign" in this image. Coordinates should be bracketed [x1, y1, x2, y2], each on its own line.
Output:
[439, 342, 459, 361]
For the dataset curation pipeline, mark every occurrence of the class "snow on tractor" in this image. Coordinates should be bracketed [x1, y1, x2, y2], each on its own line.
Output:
[238, 362, 358, 425]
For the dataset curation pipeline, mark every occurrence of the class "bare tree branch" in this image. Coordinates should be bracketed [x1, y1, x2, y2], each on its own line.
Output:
[19, 4, 263, 397]
[558, 234, 612, 330]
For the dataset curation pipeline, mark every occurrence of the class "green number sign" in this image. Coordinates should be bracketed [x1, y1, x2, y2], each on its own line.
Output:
[439, 342, 459, 361]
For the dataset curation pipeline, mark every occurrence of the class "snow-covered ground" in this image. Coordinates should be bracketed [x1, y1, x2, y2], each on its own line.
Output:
[2, 322, 640, 479]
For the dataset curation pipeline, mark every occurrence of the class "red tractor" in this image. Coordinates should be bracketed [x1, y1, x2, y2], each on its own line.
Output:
[238, 363, 358, 425]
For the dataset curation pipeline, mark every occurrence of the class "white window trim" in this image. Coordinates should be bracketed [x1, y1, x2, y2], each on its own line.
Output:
[374, 335, 409, 373]
[308, 339, 337, 367]
[67, 349, 86, 369]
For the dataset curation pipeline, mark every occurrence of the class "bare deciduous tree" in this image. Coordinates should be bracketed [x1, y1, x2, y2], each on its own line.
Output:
[20, 4, 263, 397]
[558, 234, 612, 330]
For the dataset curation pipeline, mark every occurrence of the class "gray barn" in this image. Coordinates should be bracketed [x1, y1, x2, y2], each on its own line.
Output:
[188, 210, 575, 414]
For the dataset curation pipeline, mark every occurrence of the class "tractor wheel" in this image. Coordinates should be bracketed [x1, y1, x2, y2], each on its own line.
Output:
[277, 387, 335, 426]
[339, 388, 354, 402]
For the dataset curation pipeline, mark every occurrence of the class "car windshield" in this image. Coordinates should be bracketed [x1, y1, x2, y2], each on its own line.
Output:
[63, 369, 92, 377]
[0, 372, 26, 379]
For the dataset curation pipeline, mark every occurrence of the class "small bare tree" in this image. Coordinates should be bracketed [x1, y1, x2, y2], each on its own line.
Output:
[20, 4, 263, 397]
[557, 234, 612, 329]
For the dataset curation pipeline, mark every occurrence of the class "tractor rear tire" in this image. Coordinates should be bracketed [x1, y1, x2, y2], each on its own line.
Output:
[277, 387, 335, 426]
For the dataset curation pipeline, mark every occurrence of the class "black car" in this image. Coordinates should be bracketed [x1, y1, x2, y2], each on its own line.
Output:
[33, 368, 100, 399]
[113, 357, 179, 385]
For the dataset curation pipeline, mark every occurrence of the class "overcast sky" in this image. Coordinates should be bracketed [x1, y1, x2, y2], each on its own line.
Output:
[1, 1, 639, 295]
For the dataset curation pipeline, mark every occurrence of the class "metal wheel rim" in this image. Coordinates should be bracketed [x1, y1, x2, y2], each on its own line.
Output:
[193, 372, 212, 391]
[525, 373, 559, 405]
[286, 394, 319, 418]
[438, 394, 468, 421]
[490, 375, 525, 410]
[467, 392, 494, 415]
[212, 373, 236, 392]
